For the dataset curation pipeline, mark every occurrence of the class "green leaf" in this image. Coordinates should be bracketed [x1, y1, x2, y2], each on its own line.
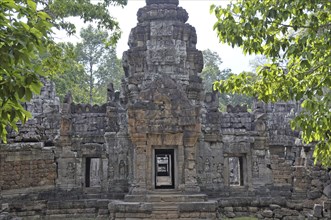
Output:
[30, 82, 42, 94]
[30, 27, 43, 39]
[25, 88, 32, 101]
[300, 60, 310, 69]
[27, 0, 37, 11]
[37, 11, 51, 20]
[210, 4, 216, 14]
[18, 87, 25, 99]
[10, 110, 16, 122]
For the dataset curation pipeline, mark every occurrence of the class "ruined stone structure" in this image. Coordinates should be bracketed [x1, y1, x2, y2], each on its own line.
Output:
[1, 0, 331, 219]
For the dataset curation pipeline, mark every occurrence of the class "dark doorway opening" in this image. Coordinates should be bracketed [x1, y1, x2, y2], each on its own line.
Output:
[155, 149, 175, 189]
[85, 157, 91, 187]
[85, 157, 101, 188]
[229, 156, 244, 186]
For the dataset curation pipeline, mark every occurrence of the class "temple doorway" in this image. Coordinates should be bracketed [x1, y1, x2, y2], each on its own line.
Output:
[155, 149, 175, 189]
[85, 157, 101, 188]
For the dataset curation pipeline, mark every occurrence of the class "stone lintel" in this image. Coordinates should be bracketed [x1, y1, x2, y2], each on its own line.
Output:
[130, 133, 147, 143]
[146, 133, 183, 146]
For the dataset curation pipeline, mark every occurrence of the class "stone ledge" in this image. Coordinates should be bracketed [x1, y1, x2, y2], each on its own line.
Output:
[178, 200, 217, 212]
[1, 185, 55, 199]
[108, 200, 153, 213]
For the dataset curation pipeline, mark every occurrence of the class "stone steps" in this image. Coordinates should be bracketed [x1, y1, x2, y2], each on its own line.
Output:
[153, 204, 178, 211]
[4, 195, 217, 219]
[44, 199, 109, 219]
[152, 202, 182, 220]
[111, 193, 218, 219]
[4, 198, 110, 220]
[124, 193, 208, 202]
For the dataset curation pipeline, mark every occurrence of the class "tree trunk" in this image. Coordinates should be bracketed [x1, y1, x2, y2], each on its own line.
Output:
[89, 63, 93, 105]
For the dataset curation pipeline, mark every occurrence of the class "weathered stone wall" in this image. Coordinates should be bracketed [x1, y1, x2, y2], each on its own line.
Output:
[270, 154, 293, 185]
[6, 80, 60, 145]
[0, 143, 56, 191]
[60, 102, 108, 137]
[0, 80, 59, 193]
[55, 92, 132, 194]
[199, 95, 306, 191]
[198, 95, 331, 219]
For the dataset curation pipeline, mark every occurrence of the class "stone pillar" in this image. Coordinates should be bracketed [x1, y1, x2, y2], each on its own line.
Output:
[56, 92, 76, 189]
[183, 126, 201, 192]
[183, 146, 200, 192]
[105, 132, 116, 191]
[132, 144, 148, 194]
[105, 131, 132, 192]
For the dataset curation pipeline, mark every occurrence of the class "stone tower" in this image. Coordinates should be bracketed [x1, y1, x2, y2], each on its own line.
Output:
[122, 0, 204, 193]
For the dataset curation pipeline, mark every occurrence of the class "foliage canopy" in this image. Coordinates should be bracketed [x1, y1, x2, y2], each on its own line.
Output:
[0, 0, 53, 142]
[75, 25, 123, 104]
[51, 43, 89, 103]
[52, 26, 123, 104]
[0, 0, 127, 142]
[201, 49, 254, 111]
[211, 0, 331, 165]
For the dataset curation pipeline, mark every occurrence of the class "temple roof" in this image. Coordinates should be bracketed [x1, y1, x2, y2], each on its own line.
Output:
[146, 0, 179, 6]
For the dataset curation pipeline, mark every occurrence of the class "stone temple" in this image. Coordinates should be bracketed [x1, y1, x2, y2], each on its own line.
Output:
[1, 0, 331, 219]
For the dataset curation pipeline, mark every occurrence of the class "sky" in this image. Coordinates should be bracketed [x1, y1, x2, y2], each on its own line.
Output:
[55, 0, 255, 74]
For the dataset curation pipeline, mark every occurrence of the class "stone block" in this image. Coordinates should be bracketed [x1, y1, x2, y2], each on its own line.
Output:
[323, 184, 331, 198]
[262, 209, 273, 218]
[308, 190, 322, 200]
[225, 212, 235, 218]
[269, 204, 281, 210]
[223, 206, 233, 212]
[313, 204, 323, 218]
[323, 200, 331, 217]
[248, 207, 258, 213]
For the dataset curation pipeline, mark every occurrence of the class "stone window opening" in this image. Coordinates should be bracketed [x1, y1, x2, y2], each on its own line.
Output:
[85, 157, 101, 188]
[228, 156, 244, 186]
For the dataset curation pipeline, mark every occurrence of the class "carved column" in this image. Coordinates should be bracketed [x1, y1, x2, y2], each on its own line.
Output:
[132, 143, 148, 194]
